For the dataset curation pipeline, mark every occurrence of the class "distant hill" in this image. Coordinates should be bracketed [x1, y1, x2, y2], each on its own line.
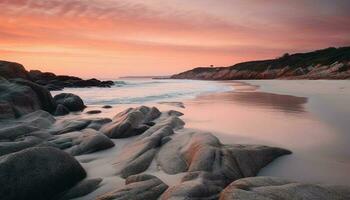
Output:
[171, 47, 350, 80]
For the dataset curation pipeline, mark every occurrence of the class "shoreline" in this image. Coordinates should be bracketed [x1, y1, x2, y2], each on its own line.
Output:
[180, 79, 350, 185]
[1, 76, 350, 199]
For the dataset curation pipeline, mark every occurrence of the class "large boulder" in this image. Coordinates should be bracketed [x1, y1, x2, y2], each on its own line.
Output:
[0, 78, 56, 119]
[12, 79, 56, 113]
[54, 93, 86, 112]
[159, 131, 291, 199]
[97, 174, 168, 200]
[0, 147, 86, 200]
[101, 106, 161, 138]
[0, 60, 29, 80]
[220, 176, 350, 200]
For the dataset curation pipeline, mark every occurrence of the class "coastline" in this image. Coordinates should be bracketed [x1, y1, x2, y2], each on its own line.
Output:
[180, 80, 350, 185]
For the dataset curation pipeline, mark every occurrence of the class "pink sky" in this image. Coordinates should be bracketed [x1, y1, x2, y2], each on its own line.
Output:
[1, 0, 349, 78]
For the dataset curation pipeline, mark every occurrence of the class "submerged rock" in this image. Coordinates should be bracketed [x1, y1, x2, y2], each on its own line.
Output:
[0, 147, 86, 200]
[97, 174, 168, 200]
[220, 176, 350, 200]
[101, 106, 161, 138]
[86, 110, 102, 114]
[54, 93, 86, 112]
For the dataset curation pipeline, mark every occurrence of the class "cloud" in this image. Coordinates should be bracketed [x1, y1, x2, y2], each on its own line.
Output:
[0, 0, 349, 77]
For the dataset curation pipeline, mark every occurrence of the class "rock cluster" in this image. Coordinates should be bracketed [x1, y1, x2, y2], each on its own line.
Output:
[0, 77, 86, 118]
[0, 60, 114, 91]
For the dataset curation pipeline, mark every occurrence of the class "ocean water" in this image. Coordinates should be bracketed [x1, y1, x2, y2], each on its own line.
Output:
[51, 79, 233, 105]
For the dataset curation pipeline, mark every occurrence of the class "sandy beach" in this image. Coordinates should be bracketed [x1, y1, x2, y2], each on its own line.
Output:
[57, 79, 350, 192]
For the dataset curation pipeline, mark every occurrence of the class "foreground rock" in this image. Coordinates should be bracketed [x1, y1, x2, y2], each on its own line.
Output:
[97, 174, 168, 200]
[114, 112, 184, 178]
[159, 131, 291, 199]
[220, 176, 350, 200]
[0, 147, 86, 200]
[101, 106, 161, 138]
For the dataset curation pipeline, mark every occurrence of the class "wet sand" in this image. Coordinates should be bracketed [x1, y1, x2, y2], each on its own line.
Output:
[181, 80, 350, 186]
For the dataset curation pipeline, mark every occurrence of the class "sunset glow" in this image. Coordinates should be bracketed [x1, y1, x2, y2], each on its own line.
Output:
[1, 0, 349, 78]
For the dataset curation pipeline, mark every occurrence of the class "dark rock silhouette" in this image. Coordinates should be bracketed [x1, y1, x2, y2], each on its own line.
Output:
[0, 60, 114, 91]
[54, 93, 86, 112]
[0, 147, 86, 200]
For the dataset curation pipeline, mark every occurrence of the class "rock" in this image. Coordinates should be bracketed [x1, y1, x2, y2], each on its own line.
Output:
[12, 79, 56, 113]
[87, 118, 113, 130]
[54, 93, 86, 112]
[0, 110, 55, 140]
[54, 104, 70, 116]
[0, 147, 86, 200]
[51, 118, 91, 135]
[115, 115, 183, 178]
[86, 110, 102, 114]
[0, 136, 44, 156]
[102, 105, 113, 109]
[220, 176, 350, 200]
[0, 79, 54, 119]
[0, 60, 29, 80]
[158, 131, 291, 199]
[59, 178, 103, 200]
[97, 174, 168, 200]
[161, 172, 225, 200]
[101, 106, 161, 138]
[65, 129, 115, 156]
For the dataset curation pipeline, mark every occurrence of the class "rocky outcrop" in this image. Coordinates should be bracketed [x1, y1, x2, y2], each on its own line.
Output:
[0, 60, 114, 91]
[220, 176, 350, 200]
[159, 131, 291, 199]
[0, 79, 56, 119]
[0, 60, 29, 80]
[97, 174, 168, 200]
[172, 47, 350, 80]
[101, 106, 161, 138]
[114, 111, 184, 178]
[0, 147, 86, 200]
[54, 93, 86, 112]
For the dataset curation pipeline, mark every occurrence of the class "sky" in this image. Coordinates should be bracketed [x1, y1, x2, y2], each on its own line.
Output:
[0, 0, 349, 78]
